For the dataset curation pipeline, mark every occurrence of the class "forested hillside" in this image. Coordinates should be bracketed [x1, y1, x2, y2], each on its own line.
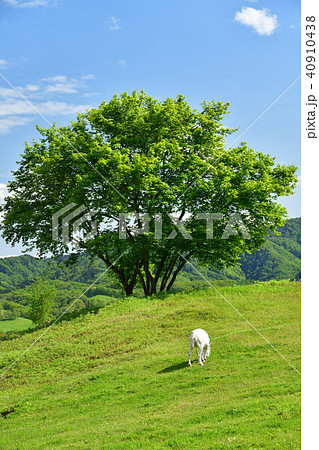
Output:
[0, 255, 116, 294]
[0, 218, 301, 290]
[239, 217, 301, 281]
[0, 218, 300, 320]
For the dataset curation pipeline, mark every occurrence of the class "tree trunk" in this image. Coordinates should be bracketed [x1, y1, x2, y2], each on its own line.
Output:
[166, 261, 187, 292]
[165, 251, 195, 292]
[137, 266, 149, 296]
[160, 255, 178, 292]
[97, 251, 194, 297]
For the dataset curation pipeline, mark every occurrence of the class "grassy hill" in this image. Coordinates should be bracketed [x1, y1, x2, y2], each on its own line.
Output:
[0, 317, 34, 334]
[0, 282, 301, 448]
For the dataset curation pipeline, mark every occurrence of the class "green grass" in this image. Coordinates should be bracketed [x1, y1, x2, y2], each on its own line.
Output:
[0, 281, 301, 449]
[0, 317, 34, 334]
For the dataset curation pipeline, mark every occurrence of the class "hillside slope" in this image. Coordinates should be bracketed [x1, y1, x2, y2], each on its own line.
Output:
[239, 240, 301, 281]
[0, 283, 301, 448]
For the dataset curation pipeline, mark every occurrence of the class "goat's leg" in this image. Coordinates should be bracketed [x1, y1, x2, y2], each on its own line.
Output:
[202, 345, 207, 363]
[188, 342, 194, 366]
[198, 346, 204, 366]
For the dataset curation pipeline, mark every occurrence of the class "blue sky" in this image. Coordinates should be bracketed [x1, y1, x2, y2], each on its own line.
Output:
[0, 0, 300, 256]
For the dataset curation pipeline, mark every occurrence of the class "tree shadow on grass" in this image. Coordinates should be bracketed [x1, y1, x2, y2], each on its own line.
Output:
[158, 360, 190, 373]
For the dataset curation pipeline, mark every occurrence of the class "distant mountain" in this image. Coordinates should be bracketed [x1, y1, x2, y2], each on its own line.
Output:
[0, 255, 48, 293]
[239, 240, 301, 281]
[239, 218, 301, 281]
[0, 255, 113, 294]
[0, 218, 301, 295]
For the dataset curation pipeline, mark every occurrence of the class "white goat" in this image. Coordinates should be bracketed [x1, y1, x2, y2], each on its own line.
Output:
[188, 328, 212, 366]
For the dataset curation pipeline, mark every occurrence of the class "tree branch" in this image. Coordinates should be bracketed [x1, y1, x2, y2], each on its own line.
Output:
[166, 250, 195, 292]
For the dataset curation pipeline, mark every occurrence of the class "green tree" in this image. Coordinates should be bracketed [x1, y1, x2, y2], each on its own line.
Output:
[29, 280, 56, 325]
[0, 91, 298, 296]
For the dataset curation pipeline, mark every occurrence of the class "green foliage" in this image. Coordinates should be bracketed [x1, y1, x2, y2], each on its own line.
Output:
[240, 241, 301, 281]
[266, 217, 301, 259]
[29, 280, 57, 325]
[0, 91, 298, 296]
[239, 218, 301, 281]
[0, 255, 48, 293]
[0, 279, 121, 324]
[0, 283, 300, 448]
[0, 299, 29, 320]
[86, 285, 121, 298]
[0, 309, 17, 320]
[0, 254, 117, 294]
[86, 295, 115, 309]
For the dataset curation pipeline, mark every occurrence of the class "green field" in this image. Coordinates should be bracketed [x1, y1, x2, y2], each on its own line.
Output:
[0, 281, 301, 449]
[0, 317, 34, 334]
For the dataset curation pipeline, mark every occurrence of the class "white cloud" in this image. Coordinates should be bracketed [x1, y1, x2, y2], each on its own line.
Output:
[81, 74, 95, 80]
[0, 87, 20, 98]
[36, 101, 91, 115]
[0, 183, 8, 203]
[234, 7, 278, 36]
[45, 82, 79, 94]
[40, 75, 78, 94]
[0, 75, 92, 99]
[0, 74, 94, 133]
[0, 100, 91, 133]
[109, 16, 121, 31]
[0, 99, 37, 116]
[25, 83, 40, 92]
[0, 59, 9, 67]
[42, 75, 67, 83]
[0, 116, 33, 134]
[118, 60, 126, 66]
[0, 99, 90, 117]
[40, 74, 96, 95]
[2, 0, 49, 7]
[0, 182, 9, 222]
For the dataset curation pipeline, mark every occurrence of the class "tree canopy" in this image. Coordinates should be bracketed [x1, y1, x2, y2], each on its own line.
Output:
[0, 91, 298, 295]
